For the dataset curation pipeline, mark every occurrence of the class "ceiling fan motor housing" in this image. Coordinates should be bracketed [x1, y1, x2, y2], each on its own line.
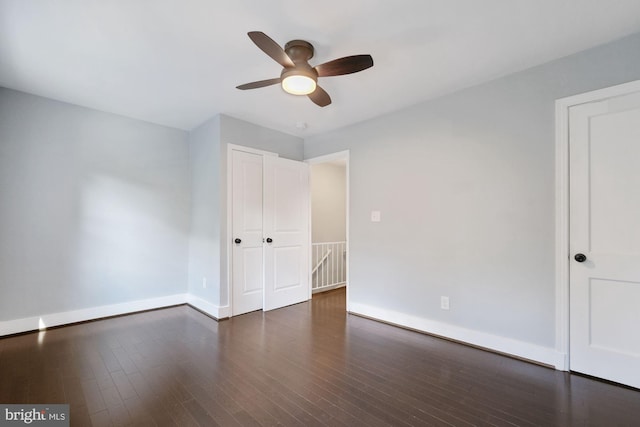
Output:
[281, 65, 317, 82]
[284, 40, 314, 62]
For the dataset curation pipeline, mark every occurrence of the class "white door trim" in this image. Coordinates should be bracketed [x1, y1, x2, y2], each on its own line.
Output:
[305, 150, 350, 310]
[226, 143, 278, 315]
[227, 143, 279, 157]
[554, 79, 640, 371]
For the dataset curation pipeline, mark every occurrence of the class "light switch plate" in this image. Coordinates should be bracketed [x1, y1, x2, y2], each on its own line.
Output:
[371, 211, 381, 222]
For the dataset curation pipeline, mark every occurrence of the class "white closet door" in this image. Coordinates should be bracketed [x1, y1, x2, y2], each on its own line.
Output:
[231, 150, 264, 316]
[569, 90, 640, 389]
[263, 155, 310, 311]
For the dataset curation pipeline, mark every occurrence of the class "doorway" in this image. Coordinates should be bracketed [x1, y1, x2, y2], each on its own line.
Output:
[556, 80, 640, 389]
[307, 151, 349, 306]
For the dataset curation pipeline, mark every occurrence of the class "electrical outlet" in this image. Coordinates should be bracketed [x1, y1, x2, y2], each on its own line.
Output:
[371, 210, 381, 222]
[202, 277, 207, 289]
[440, 296, 450, 310]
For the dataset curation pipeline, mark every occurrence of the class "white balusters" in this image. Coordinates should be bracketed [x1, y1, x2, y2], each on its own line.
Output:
[311, 241, 346, 292]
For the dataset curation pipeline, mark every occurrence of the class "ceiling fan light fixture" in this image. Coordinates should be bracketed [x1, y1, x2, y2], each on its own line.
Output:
[281, 70, 317, 95]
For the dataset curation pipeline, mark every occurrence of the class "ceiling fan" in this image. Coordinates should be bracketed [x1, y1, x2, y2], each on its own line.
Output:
[236, 31, 374, 107]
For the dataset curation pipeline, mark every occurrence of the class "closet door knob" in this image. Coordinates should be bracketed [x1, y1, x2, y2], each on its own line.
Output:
[234, 238, 241, 244]
[266, 238, 273, 243]
[574, 253, 586, 263]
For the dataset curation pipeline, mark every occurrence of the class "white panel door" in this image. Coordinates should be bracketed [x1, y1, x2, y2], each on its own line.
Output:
[569, 90, 640, 389]
[263, 156, 310, 311]
[232, 150, 264, 316]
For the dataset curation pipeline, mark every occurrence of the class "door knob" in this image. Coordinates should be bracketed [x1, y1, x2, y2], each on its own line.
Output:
[266, 238, 273, 243]
[574, 253, 587, 263]
[234, 238, 241, 244]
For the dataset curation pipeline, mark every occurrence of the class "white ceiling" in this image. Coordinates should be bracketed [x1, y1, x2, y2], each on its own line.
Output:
[2, 1, 640, 137]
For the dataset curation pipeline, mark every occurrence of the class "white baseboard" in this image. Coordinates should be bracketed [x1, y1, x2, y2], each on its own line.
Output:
[0, 293, 232, 337]
[1, 295, 566, 369]
[0, 294, 188, 336]
[349, 302, 566, 370]
[186, 295, 230, 319]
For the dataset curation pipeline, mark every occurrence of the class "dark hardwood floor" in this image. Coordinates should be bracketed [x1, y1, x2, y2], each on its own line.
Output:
[1, 288, 638, 426]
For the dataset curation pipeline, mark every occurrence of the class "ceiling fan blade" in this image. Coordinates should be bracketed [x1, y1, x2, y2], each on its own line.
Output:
[308, 85, 331, 107]
[236, 78, 281, 90]
[247, 31, 295, 68]
[314, 54, 374, 77]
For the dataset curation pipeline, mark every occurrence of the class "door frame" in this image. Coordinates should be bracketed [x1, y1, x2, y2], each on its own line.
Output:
[305, 150, 350, 310]
[226, 143, 278, 315]
[554, 79, 640, 372]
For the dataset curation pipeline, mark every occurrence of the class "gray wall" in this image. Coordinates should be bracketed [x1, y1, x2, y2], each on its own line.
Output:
[0, 90, 302, 323]
[0, 88, 190, 321]
[220, 115, 304, 161]
[311, 163, 346, 243]
[188, 114, 304, 309]
[187, 115, 222, 304]
[304, 32, 640, 349]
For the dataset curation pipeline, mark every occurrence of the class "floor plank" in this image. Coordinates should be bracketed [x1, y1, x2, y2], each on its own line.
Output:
[1, 288, 639, 426]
